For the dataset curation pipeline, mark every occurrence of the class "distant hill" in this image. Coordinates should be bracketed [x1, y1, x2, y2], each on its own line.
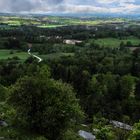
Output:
[0, 12, 140, 20]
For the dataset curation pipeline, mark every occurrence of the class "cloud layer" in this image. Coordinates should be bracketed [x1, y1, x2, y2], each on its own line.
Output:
[0, 0, 140, 14]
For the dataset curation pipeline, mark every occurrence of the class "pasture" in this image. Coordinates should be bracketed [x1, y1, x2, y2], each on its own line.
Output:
[0, 50, 29, 60]
[92, 36, 140, 48]
[0, 49, 74, 61]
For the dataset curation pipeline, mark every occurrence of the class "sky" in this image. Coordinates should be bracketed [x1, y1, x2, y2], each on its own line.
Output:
[0, 0, 140, 14]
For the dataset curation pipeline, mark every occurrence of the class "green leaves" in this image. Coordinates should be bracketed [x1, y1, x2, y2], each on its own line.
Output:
[8, 66, 84, 140]
[128, 121, 140, 140]
[0, 84, 8, 102]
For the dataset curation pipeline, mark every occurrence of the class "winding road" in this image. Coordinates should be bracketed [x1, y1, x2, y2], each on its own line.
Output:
[28, 48, 42, 63]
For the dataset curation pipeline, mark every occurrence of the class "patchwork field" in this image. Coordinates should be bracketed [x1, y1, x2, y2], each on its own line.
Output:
[0, 16, 129, 28]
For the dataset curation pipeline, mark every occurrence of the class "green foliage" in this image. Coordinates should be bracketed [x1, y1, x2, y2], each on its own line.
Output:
[38, 65, 51, 78]
[119, 75, 136, 98]
[92, 116, 109, 129]
[8, 66, 84, 140]
[114, 128, 130, 140]
[62, 129, 84, 140]
[1, 16, 140, 140]
[92, 116, 130, 140]
[96, 126, 116, 140]
[0, 127, 48, 140]
[129, 121, 140, 140]
[92, 116, 116, 140]
[0, 84, 8, 102]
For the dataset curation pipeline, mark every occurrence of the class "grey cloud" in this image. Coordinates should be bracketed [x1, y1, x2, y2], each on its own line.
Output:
[10, 0, 38, 12]
[0, 0, 139, 14]
[0, 0, 40, 12]
[46, 0, 64, 5]
[0, 0, 64, 12]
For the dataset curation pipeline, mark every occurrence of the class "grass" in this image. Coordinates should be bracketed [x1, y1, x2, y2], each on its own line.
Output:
[42, 17, 126, 26]
[1, 20, 21, 26]
[0, 16, 128, 28]
[0, 50, 29, 60]
[0, 50, 74, 61]
[91, 36, 140, 48]
[37, 24, 64, 28]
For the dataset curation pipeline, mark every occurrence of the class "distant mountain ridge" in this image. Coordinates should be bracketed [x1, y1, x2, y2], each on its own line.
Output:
[0, 12, 139, 20]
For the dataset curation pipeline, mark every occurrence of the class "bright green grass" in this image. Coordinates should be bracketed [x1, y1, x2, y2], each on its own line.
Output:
[0, 50, 29, 60]
[0, 50, 74, 61]
[37, 25, 64, 28]
[2, 20, 21, 26]
[92, 36, 140, 48]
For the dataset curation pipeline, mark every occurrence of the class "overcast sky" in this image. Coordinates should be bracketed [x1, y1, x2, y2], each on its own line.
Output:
[0, 0, 140, 14]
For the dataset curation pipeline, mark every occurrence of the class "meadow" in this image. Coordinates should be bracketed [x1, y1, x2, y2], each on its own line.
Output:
[0, 50, 29, 60]
[0, 49, 74, 61]
[92, 36, 140, 48]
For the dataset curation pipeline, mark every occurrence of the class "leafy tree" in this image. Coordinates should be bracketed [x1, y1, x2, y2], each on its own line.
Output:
[63, 129, 84, 140]
[92, 116, 116, 140]
[119, 75, 136, 99]
[86, 73, 119, 118]
[4, 38, 21, 49]
[96, 126, 116, 140]
[8, 66, 84, 140]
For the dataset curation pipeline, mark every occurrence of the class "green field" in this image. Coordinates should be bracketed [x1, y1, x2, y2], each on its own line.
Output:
[92, 36, 140, 48]
[0, 50, 74, 61]
[0, 50, 29, 60]
[37, 25, 64, 28]
[42, 16, 126, 26]
[0, 16, 129, 29]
